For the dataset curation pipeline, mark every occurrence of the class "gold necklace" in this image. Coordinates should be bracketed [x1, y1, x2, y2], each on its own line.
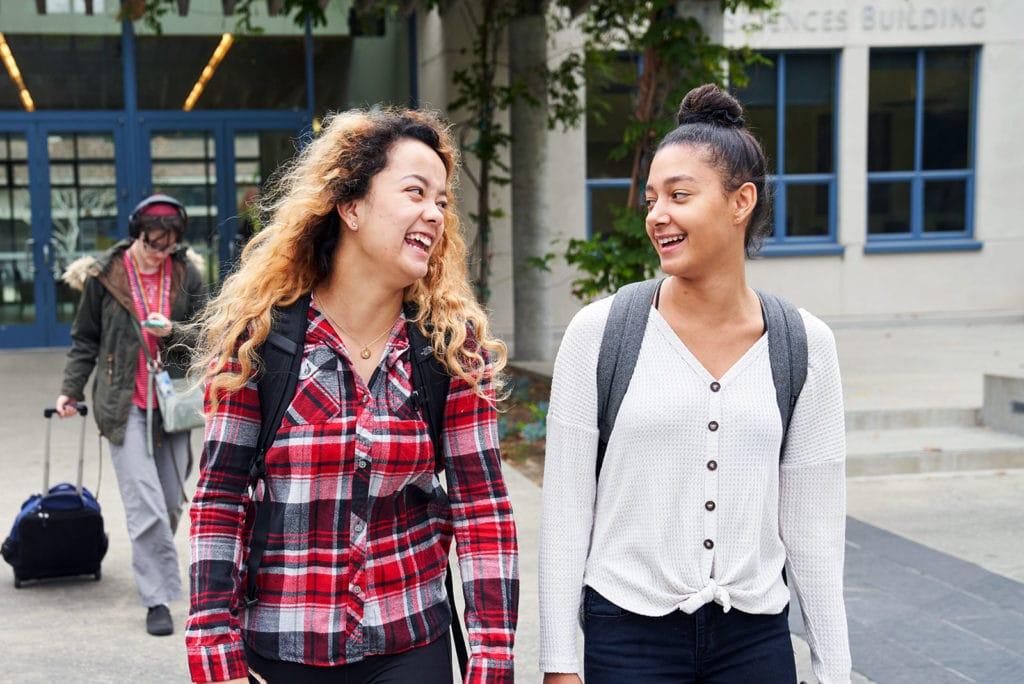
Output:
[314, 293, 398, 360]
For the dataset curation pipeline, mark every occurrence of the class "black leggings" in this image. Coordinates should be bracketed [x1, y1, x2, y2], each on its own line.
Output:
[245, 636, 452, 684]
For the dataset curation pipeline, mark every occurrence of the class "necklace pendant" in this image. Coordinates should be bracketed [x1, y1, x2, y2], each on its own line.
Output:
[360, 348, 372, 360]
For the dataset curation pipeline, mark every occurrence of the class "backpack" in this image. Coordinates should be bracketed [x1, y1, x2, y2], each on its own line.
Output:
[243, 293, 468, 676]
[595, 279, 809, 479]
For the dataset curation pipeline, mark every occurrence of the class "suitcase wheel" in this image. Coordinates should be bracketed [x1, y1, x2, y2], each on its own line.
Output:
[14, 576, 23, 589]
[94, 569, 102, 582]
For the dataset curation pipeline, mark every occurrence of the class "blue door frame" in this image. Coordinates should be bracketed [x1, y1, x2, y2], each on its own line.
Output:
[0, 17, 314, 348]
[137, 110, 307, 288]
[0, 111, 306, 348]
[0, 113, 130, 347]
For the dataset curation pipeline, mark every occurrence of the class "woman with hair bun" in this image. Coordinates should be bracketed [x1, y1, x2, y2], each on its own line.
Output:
[185, 109, 519, 684]
[540, 84, 850, 683]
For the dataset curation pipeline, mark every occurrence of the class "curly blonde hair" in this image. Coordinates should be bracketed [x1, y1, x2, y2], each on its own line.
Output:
[192, 108, 507, 410]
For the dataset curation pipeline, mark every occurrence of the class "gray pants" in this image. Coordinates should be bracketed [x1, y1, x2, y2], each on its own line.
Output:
[108, 406, 191, 607]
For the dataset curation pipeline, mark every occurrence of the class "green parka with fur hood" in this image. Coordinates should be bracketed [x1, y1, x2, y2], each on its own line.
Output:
[59, 240, 208, 445]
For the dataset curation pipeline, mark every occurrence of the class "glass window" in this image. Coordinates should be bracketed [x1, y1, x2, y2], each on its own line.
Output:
[585, 53, 638, 180]
[734, 52, 838, 247]
[785, 53, 835, 174]
[868, 182, 912, 235]
[136, 34, 307, 110]
[150, 131, 219, 283]
[735, 59, 777, 173]
[867, 48, 975, 240]
[0, 34, 123, 110]
[313, 36, 350, 116]
[868, 51, 916, 173]
[584, 52, 640, 237]
[923, 180, 967, 233]
[786, 183, 830, 237]
[923, 50, 973, 170]
[47, 133, 121, 323]
[229, 130, 299, 263]
[588, 185, 630, 238]
[0, 133, 34, 325]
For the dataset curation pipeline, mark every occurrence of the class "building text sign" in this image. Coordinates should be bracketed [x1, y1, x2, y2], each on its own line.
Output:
[726, 2, 987, 35]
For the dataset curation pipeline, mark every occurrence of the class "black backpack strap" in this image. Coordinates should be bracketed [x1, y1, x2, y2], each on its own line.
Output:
[755, 290, 809, 455]
[404, 305, 467, 679]
[595, 278, 663, 480]
[756, 291, 808, 588]
[404, 305, 450, 470]
[245, 293, 311, 606]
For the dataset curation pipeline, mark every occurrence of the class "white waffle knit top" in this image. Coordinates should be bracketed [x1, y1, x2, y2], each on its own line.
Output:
[539, 294, 851, 683]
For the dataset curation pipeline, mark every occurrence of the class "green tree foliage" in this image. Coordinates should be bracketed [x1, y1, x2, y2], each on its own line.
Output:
[120, 0, 331, 34]
[558, 0, 775, 302]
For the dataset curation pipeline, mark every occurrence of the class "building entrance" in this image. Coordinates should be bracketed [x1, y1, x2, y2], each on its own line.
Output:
[0, 115, 302, 348]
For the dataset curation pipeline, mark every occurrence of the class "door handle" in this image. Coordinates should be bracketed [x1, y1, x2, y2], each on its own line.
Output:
[42, 242, 51, 265]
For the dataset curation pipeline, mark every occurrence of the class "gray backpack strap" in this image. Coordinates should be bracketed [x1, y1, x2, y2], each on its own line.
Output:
[595, 278, 663, 480]
[756, 290, 809, 455]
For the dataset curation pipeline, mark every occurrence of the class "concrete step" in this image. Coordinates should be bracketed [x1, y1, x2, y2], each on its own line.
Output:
[845, 407, 980, 431]
[846, 425, 1024, 476]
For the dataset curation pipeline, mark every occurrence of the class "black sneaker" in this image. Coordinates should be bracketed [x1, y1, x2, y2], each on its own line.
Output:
[146, 604, 174, 636]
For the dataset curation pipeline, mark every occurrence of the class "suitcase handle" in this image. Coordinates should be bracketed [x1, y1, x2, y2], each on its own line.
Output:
[44, 405, 88, 419]
[42, 404, 89, 494]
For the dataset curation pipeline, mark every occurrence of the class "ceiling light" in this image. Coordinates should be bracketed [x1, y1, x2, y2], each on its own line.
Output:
[183, 33, 234, 112]
[0, 33, 35, 112]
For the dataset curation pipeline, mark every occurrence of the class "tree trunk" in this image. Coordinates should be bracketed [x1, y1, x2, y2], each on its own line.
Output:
[509, 6, 550, 360]
[473, 1, 497, 304]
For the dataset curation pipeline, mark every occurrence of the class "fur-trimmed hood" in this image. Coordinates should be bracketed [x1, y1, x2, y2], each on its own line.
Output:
[62, 242, 206, 292]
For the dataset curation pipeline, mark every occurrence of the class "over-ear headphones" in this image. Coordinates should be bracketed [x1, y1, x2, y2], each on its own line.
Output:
[128, 194, 188, 239]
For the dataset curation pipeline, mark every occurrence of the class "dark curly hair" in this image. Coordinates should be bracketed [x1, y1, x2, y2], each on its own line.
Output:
[658, 84, 772, 256]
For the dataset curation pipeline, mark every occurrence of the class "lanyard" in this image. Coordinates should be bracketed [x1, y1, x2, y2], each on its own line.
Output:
[127, 250, 168, 320]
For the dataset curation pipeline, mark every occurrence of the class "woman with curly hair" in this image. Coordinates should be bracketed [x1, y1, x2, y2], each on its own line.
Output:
[185, 109, 518, 684]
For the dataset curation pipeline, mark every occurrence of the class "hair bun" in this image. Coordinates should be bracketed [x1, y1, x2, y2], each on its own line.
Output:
[677, 84, 745, 128]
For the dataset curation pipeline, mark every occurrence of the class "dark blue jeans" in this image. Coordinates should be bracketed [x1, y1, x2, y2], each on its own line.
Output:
[583, 586, 797, 683]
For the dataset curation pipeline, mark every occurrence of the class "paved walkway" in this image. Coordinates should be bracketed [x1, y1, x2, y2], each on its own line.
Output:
[2, 316, 1024, 682]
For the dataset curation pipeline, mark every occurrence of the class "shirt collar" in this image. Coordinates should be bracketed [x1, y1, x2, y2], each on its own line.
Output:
[308, 298, 410, 368]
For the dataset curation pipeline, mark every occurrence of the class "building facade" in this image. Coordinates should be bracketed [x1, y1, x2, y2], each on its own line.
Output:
[0, 0, 411, 348]
[726, 0, 1023, 324]
[416, 0, 1024, 363]
[2, 0, 1021, 354]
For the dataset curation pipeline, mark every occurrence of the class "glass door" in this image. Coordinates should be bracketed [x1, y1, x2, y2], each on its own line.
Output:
[46, 131, 123, 326]
[0, 127, 43, 347]
[139, 116, 304, 286]
[141, 126, 222, 286]
[226, 127, 302, 267]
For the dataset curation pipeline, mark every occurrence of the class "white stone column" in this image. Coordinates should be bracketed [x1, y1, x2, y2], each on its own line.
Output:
[510, 11, 551, 361]
[837, 45, 868, 251]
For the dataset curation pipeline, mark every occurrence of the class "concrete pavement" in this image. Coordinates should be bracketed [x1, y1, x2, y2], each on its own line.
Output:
[2, 316, 1024, 683]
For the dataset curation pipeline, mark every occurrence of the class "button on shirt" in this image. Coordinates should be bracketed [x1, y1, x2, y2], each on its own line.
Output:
[540, 296, 850, 683]
[186, 304, 519, 683]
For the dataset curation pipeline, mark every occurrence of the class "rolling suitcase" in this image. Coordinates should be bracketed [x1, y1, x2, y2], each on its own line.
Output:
[1, 405, 108, 588]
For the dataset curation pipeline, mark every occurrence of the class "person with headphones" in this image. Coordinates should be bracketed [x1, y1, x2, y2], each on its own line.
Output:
[55, 194, 208, 637]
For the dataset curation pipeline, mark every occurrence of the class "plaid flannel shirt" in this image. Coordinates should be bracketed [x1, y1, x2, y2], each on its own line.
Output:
[186, 303, 518, 682]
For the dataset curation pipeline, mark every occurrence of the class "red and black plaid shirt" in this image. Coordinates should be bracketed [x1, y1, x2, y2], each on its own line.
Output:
[185, 303, 518, 682]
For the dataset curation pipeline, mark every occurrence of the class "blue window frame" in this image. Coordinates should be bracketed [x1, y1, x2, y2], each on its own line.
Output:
[584, 52, 638, 238]
[865, 47, 980, 254]
[734, 51, 842, 257]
